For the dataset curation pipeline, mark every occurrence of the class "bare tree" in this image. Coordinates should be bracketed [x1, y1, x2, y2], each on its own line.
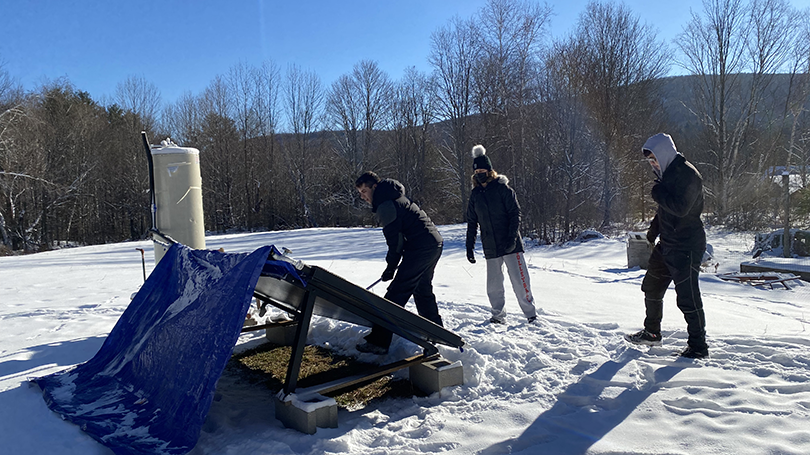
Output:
[675, 0, 799, 223]
[253, 60, 282, 227]
[474, 0, 550, 127]
[114, 75, 162, 132]
[0, 63, 24, 153]
[4, 82, 106, 249]
[792, 10, 810, 191]
[473, 0, 552, 230]
[774, 2, 810, 254]
[354, 60, 394, 165]
[255, 61, 281, 140]
[228, 62, 261, 228]
[542, 42, 603, 239]
[325, 60, 394, 221]
[0, 66, 27, 249]
[108, 77, 164, 241]
[199, 76, 239, 231]
[570, 0, 669, 227]
[741, 0, 800, 180]
[391, 67, 437, 205]
[283, 64, 324, 227]
[163, 91, 204, 146]
[327, 60, 393, 174]
[0, 61, 20, 104]
[677, 0, 747, 222]
[327, 73, 362, 172]
[429, 16, 480, 219]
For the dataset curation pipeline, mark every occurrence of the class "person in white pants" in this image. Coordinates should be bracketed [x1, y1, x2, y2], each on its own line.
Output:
[465, 144, 538, 324]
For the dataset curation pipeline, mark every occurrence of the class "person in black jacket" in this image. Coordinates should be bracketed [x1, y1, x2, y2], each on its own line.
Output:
[624, 133, 709, 359]
[466, 145, 538, 324]
[354, 171, 444, 355]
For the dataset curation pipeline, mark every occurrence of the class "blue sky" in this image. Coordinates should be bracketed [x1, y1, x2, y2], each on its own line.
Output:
[1, 0, 808, 105]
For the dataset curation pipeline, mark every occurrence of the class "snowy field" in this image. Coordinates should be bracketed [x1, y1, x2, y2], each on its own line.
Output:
[2, 224, 810, 454]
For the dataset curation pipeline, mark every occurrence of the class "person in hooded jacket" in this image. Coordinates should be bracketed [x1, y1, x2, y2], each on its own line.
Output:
[624, 133, 709, 359]
[354, 171, 444, 355]
[465, 145, 538, 324]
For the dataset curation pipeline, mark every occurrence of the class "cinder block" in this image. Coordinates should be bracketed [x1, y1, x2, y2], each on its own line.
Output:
[265, 322, 298, 345]
[273, 392, 338, 434]
[627, 232, 652, 269]
[409, 357, 463, 394]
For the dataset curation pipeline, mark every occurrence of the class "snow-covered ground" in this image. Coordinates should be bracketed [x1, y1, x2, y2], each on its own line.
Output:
[2, 225, 810, 454]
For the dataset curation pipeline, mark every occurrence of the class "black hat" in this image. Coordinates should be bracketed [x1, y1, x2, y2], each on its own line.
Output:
[472, 145, 492, 171]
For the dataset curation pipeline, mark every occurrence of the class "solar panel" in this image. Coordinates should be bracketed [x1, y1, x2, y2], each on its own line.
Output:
[253, 247, 464, 394]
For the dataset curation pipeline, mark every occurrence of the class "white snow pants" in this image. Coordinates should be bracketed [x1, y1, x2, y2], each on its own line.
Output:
[485, 251, 537, 320]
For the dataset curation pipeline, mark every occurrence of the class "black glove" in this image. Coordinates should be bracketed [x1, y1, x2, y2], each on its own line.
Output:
[505, 240, 517, 254]
[646, 215, 660, 245]
[467, 249, 476, 264]
[381, 266, 396, 282]
[651, 182, 662, 199]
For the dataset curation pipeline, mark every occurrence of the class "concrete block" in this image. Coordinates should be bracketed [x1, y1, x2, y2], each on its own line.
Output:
[273, 392, 338, 434]
[409, 357, 463, 394]
[265, 322, 298, 345]
[627, 232, 652, 269]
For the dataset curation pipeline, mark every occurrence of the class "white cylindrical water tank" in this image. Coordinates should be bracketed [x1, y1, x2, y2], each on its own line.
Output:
[151, 140, 205, 264]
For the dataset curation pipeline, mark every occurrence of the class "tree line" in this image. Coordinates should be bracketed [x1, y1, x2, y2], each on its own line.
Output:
[2, 0, 810, 254]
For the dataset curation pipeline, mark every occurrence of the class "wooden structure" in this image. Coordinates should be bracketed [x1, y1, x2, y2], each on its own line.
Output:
[739, 258, 810, 283]
[718, 272, 803, 290]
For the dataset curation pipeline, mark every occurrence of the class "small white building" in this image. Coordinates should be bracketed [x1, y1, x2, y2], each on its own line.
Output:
[767, 165, 809, 195]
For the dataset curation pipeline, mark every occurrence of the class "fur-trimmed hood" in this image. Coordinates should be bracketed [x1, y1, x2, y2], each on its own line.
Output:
[472, 172, 509, 188]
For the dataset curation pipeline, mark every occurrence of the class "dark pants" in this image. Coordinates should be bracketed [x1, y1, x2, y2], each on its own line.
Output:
[641, 244, 707, 351]
[364, 243, 444, 348]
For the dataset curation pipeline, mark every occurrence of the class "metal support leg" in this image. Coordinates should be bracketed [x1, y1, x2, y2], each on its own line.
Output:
[283, 290, 317, 395]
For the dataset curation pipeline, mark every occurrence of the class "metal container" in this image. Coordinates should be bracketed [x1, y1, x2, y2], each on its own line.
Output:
[151, 142, 205, 264]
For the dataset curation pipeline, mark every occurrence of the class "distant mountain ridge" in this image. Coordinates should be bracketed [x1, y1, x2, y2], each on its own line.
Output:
[658, 73, 810, 139]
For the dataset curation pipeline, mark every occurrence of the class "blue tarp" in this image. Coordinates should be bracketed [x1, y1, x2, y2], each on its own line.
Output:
[261, 248, 307, 287]
[35, 243, 272, 455]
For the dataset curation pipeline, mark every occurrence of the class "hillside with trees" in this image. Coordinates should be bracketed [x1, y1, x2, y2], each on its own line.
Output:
[2, 0, 809, 254]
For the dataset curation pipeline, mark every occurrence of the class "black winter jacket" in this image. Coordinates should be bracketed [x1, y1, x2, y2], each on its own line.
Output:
[465, 175, 524, 259]
[372, 179, 442, 269]
[648, 154, 706, 252]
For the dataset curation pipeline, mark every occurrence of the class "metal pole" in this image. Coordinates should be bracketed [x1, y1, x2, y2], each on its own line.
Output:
[283, 291, 317, 395]
[141, 132, 157, 231]
[136, 248, 146, 281]
[782, 173, 793, 258]
[366, 278, 382, 290]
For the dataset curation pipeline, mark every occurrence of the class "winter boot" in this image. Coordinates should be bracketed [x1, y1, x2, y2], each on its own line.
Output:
[624, 329, 662, 346]
[679, 345, 709, 359]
